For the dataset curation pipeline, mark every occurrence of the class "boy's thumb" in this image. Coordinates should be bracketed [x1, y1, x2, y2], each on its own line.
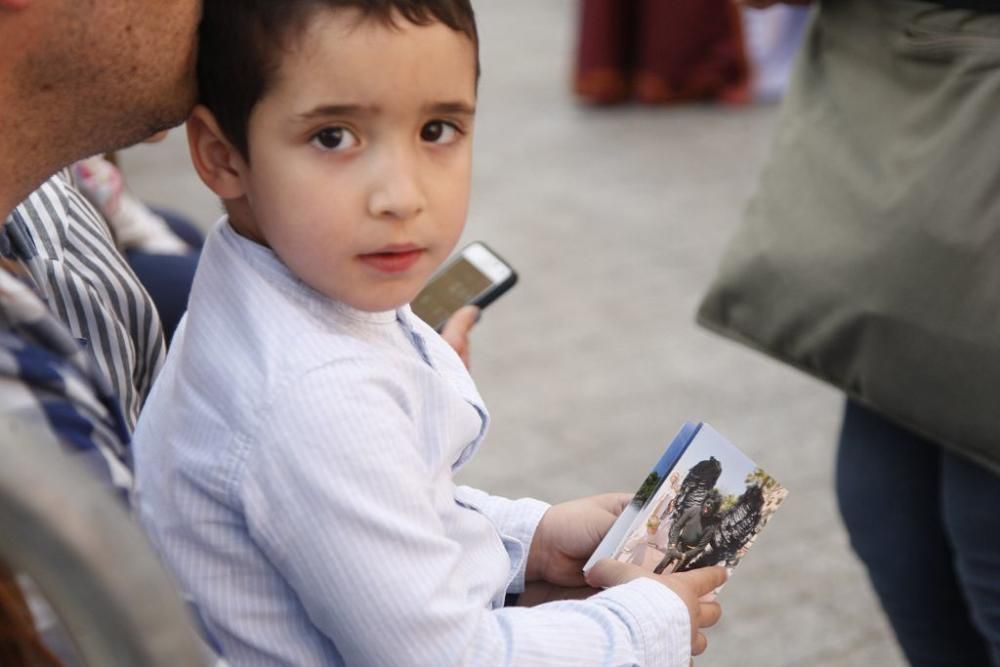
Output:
[585, 559, 643, 589]
[671, 566, 729, 597]
[441, 305, 480, 337]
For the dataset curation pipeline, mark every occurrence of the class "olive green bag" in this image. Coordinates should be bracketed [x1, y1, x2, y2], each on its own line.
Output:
[697, 0, 1000, 473]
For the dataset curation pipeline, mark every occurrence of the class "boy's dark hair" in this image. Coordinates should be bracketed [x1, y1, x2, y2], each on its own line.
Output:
[198, 0, 479, 159]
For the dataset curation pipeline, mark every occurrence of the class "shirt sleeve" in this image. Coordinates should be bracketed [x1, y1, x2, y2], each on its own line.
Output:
[0, 334, 132, 498]
[453, 485, 549, 594]
[237, 358, 692, 667]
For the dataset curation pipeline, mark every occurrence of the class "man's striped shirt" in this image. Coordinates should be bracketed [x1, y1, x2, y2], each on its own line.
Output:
[4, 171, 165, 430]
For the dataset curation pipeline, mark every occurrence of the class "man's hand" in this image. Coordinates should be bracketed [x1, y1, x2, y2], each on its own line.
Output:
[439, 305, 480, 369]
[586, 560, 726, 656]
[525, 493, 632, 587]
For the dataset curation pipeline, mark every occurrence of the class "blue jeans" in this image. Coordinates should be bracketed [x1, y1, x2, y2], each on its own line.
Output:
[836, 400, 1000, 666]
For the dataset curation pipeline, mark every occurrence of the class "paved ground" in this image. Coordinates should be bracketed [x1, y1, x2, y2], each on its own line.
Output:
[122, 2, 906, 664]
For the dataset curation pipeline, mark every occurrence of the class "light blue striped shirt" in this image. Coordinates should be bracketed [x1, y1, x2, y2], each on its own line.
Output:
[134, 220, 690, 666]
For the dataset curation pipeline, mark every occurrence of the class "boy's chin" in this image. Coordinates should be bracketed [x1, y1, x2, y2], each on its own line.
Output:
[337, 289, 419, 314]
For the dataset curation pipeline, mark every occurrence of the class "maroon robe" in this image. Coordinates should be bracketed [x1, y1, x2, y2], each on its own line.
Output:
[574, 0, 750, 105]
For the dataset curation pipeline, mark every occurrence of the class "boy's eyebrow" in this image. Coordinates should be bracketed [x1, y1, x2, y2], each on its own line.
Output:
[294, 101, 476, 122]
[424, 101, 477, 116]
[295, 104, 373, 121]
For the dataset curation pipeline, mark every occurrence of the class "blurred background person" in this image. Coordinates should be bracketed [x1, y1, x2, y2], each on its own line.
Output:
[741, 2, 810, 103]
[574, 0, 751, 105]
[0, 567, 61, 667]
[700, 0, 1000, 664]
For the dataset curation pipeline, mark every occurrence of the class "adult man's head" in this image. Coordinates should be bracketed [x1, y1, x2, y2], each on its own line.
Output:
[0, 0, 202, 217]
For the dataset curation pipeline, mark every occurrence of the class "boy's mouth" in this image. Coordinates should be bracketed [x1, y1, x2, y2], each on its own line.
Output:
[359, 245, 424, 273]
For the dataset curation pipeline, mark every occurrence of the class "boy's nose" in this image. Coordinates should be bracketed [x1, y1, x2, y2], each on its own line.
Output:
[368, 160, 425, 221]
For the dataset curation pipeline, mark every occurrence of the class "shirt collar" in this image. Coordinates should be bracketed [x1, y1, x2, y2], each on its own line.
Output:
[218, 217, 400, 325]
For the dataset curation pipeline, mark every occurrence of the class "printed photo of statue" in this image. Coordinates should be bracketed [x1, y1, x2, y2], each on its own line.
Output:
[623, 512, 662, 566]
[601, 424, 787, 586]
[666, 456, 722, 525]
[686, 484, 765, 569]
[676, 467, 786, 573]
[619, 488, 675, 569]
[654, 489, 723, 574]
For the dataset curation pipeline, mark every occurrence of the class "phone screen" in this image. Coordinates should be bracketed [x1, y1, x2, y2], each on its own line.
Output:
[411, 257, 494, 329]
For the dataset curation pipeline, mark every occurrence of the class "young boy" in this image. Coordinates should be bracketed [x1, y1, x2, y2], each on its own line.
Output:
[133, 2, 725, 664]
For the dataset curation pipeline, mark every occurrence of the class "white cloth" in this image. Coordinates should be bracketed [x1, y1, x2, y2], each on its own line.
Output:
[71, 156, 190, 254]
[134, 218, 690, 666]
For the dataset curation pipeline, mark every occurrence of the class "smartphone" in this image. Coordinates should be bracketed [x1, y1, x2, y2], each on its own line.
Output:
[411, 241, 517, 331]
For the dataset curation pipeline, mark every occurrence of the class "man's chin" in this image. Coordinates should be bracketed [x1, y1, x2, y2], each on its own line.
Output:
[142, 97, 197, 143]
[119, 80, 197, 150]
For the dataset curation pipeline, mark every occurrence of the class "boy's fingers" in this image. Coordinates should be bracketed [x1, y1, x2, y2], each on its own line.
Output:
[692, 632, 709, 657]
[439, 306, 479, 368]
[587, 562, 728, 595]
[441, 305, 480, 339]
[672, 566, 728, 597]
[584, 559, 642, 588]
[587, 561, 723, 657]
[593, 492, 633, 516]
[698, 601, 722, 629]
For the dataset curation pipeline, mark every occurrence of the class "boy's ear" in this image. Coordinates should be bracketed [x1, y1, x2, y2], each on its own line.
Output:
[187, 105, 247, 200]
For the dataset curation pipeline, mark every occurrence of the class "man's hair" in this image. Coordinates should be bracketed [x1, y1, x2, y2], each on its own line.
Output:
[198, 0, 479, 159]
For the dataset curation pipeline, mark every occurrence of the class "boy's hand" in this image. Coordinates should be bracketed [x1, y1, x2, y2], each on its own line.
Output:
[517, 581, 596, 607]
[526, 493, 632, 587]
[440, 305, 480, 369]
[586, 560, 726, 656]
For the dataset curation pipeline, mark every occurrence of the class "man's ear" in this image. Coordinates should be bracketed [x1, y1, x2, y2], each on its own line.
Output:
[187, 106, 247, 200]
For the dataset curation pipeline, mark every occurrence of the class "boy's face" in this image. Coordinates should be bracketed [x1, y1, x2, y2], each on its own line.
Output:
[231, 9, 477, 312]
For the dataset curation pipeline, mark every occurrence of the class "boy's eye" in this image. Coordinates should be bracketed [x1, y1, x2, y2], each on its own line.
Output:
[420, 121, 459, 145]
[310, 127, 359, 151]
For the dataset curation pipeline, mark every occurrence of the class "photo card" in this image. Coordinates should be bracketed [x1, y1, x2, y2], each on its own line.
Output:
[584, 422, 787, 579]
